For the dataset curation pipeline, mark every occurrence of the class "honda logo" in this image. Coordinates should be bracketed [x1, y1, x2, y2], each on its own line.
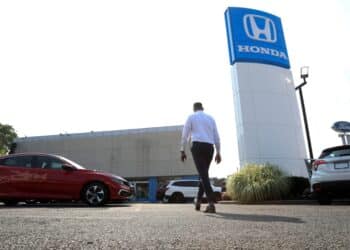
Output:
[243, 14, 277, 43]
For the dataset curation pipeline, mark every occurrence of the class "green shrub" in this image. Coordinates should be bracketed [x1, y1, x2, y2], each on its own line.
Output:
[226, 163, 289, 203]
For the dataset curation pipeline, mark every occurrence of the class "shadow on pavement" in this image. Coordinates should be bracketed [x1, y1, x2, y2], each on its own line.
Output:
[206, 212, 304, 224]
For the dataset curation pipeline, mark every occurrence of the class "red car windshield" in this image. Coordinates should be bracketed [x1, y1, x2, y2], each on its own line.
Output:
[58, 156, 86, 170]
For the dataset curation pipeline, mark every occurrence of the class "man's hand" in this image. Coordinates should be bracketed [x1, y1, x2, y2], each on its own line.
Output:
[215, 153, 222, 164]
[180, 151, 187, 162]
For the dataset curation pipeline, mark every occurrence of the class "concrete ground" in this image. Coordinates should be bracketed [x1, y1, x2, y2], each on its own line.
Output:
[0, 202, 350, 249]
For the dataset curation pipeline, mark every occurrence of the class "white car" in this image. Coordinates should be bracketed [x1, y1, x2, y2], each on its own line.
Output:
[311, 145, 350, 204]
[163, 179, 222, 203]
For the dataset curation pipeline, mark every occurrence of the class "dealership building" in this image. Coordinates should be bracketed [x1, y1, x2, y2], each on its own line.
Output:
[15, 126, 198, 202]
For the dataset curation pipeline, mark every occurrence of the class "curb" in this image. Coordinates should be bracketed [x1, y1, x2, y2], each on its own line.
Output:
[218, 200, 319, 205]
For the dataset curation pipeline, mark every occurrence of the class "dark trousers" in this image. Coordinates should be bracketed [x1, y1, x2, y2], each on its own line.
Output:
[191, 142, 214, 203]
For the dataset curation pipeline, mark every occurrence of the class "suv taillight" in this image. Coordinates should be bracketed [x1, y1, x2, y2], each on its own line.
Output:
[312, 160, 327, 171]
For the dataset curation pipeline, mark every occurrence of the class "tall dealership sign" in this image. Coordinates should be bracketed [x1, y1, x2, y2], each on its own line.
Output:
[225, 7, 307, 176]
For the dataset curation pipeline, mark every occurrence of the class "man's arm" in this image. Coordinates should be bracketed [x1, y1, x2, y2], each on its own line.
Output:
[213, 119, 221, 164]
[180, 116, 191, 162]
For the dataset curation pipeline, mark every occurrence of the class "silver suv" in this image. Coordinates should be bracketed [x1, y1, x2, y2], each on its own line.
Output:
[311, 145, 350, 204]
[163, 179, 222, 203]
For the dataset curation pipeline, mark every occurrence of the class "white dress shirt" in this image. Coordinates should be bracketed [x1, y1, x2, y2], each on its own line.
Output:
[181, 111, 221, 153]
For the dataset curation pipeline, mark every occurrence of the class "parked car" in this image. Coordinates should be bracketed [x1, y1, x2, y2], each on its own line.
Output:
[163, 179, 222, 203]
[0, 153, 132, 206]
[311, 145, 350, 204]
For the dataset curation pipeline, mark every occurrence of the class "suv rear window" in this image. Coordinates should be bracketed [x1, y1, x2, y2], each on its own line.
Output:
[319, 146, 350, 159]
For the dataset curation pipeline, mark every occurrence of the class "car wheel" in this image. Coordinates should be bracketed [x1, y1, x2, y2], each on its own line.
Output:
[318, 194, 332, 205]
[82, 182, 109, 206]
[3, 200, 18, 206]
[214, 192, 222, 202]
[170, 193, 185, 203]
[25, 200, 38, 205]
[38, 200, 51, 204]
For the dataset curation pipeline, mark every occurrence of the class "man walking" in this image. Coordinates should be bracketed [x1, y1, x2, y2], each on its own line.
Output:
[180, 102, 221, 213]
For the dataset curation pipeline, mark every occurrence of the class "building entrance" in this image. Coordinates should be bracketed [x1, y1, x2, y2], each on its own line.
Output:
[132, 181, 149, 201]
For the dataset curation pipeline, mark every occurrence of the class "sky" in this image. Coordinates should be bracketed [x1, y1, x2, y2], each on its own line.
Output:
[1, 1, 349, 178]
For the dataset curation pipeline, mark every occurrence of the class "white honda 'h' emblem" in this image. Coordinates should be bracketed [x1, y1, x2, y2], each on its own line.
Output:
[243, 14, 277, 43]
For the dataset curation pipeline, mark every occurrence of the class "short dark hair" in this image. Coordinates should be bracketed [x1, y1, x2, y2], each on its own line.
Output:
[193, 102, 204, 111]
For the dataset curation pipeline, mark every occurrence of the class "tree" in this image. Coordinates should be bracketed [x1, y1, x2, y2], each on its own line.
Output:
[0, 123, 17, 156]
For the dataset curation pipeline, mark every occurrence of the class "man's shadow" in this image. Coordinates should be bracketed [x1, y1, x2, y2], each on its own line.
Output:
[206, 212, 304, 224]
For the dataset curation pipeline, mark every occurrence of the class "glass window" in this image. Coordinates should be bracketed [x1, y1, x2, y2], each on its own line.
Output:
[188, 181, 199, 187]
[173, 181, 185, 187]
[173, 181, 198, 187]
[0, 156, 33, 168]
[135, 183, 149, 199]
[321, 149, 350, 158]
[36, 156, 64, 170]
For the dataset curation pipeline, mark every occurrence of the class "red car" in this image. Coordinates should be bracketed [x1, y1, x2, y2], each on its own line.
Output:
[0, 153, 132, 206]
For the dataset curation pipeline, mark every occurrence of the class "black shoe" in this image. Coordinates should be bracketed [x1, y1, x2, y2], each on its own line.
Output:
[203, 205, 216, 213]
[195, 202, 201, 211]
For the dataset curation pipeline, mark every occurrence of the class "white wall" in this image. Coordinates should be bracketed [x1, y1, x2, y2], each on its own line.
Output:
[232, 63, 308, 177]
[15, 126, 197, 178]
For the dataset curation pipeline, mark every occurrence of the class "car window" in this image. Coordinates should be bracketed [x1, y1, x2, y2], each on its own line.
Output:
[57, 156, 85, 169]
[172, 181, 184, 187]
[0, 156, 33, 168]
[188, 181, 199, 187]
[36, 156, 65, 170]
[172, 181, 198, 187]
[321, 149, 350, 158]
[181, 181, 190, 187]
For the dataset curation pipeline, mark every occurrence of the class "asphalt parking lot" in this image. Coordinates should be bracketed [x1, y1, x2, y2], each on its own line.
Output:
[1, 202, 350, 250]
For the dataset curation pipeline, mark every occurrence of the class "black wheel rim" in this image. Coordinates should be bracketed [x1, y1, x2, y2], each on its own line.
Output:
[86, 184, 105, 205]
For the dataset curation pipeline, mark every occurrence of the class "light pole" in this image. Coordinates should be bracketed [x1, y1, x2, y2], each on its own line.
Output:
[295, 66, 313, 160]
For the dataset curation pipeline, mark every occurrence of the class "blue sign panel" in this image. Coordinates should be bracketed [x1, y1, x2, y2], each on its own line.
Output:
[225, 7, 290, 68]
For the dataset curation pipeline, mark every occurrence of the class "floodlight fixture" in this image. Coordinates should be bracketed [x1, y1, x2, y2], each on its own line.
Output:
[300, 66, 309, 80]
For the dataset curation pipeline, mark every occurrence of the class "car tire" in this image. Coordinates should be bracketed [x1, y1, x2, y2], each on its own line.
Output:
[25, 200, 38, 205]
[3, 200, 18, 206]
[170, 192, 185, 203]
[318, 194, 332, 205]
[82, 182, 109, 206]
[214, 192, 222, 202]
